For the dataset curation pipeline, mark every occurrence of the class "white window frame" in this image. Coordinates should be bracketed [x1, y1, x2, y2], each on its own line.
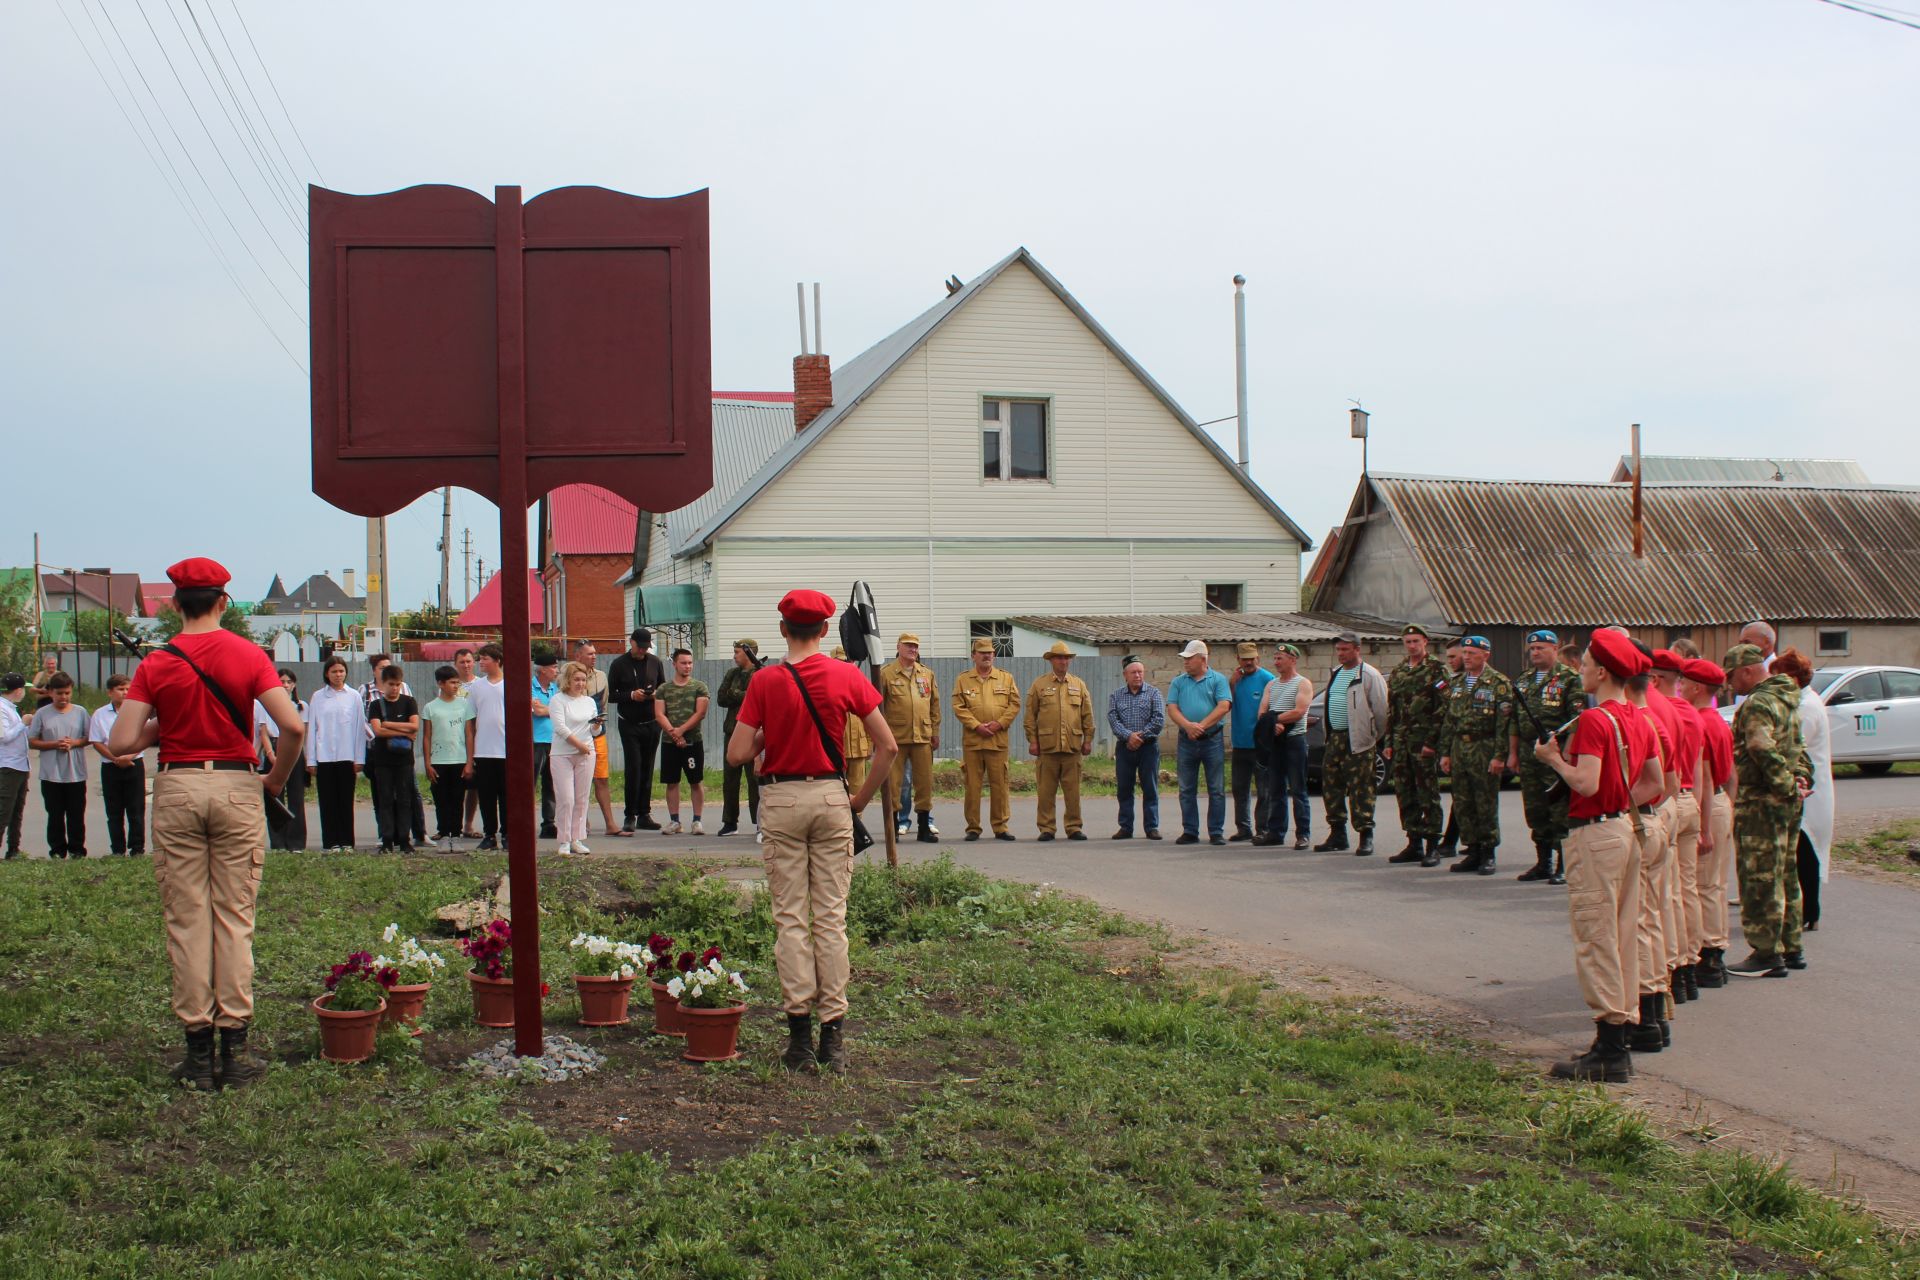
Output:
[969, 619, 1014, 658]
[980, 395, 1054, 484]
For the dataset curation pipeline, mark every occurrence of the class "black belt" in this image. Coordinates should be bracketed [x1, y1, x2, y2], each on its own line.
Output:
[1637, 803, 1658, 816]
[159, 760, 253, 773]
[1568, 811, 1627, 830]
[763, 772, 841, 785]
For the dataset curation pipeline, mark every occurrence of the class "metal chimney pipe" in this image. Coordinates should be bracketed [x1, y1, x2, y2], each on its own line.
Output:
[812, 282, 823, 356]
[1232, 275, 1249, 472]
[795, 283, 809, 355]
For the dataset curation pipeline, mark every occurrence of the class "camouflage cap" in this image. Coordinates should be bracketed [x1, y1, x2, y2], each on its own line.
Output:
[1272, 643, 1303, 660]
[1402, 623, 1430, 639]
[1723, 643, 1767, 671]
[733, 638, 758, 654]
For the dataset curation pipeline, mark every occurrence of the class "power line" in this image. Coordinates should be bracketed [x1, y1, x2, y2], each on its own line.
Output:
[226, 1, 326, 185]
[199, 0, 312, 200]
[1814, 0, 1920, 30]
[74, 0, 309, 367]
[172, 0, 308, 237]
[129, 0, 306, 282]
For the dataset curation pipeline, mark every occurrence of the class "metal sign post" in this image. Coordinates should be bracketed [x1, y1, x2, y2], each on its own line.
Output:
[310, 182, 712, 1055]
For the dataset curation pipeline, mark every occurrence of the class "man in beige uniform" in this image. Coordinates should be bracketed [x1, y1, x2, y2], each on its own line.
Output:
[952, 637, 1021, 841]
[879, 633, 941, 844]
[832, 647, 874, 805]
[1027, 641, 1094, 841]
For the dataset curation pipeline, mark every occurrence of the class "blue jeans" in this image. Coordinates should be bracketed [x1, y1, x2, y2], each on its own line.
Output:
[894, 756, 916, 827]
[1176, 732, 1226, 838]
[1115, 739, 1161, 834]
[1260, 736, 1310, 839]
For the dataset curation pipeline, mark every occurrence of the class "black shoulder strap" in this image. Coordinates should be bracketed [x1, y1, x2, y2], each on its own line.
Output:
[783, 661, 848, 786]
[160, 642, 254, 749]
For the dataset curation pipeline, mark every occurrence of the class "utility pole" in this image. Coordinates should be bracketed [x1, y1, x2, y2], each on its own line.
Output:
[439, 486, 453, 625]
[1233, 274, 1250, 472]
[460, 527, 473, 610]
[365, 516, 390, 653]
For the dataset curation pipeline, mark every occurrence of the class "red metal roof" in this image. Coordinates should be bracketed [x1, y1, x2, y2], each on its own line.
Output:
[714, 390, 793, 402]
[140, 581, 176, 617]
[547, 485, 638, 557]
[458, 570, 546, 628]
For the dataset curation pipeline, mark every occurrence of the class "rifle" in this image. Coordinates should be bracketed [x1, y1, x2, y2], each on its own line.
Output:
[1512, 681, 1579, 798]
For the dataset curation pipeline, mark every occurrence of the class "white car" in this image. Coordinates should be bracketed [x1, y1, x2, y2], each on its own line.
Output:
[1722, 665, 1920, 774]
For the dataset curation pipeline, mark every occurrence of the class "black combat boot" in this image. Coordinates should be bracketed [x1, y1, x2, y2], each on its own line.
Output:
[1549, 1020, 1632, 1083]
[1670, 967, 1689, 1004]
[1419, 836, 1442, 868]
[1476, 847, 1498, 876]
[1448, 846, 1484, 873]
[781, 1013, 815, 1072]
[1783, 950, 1807, 971]
[1628, 994, 1666, 1053]
[1516, 843, 1554, 882]
[1695, 947, 1726, 988]
[815, 1018, 846, 1072]
[217, 1024, 265, 1089]
[172, 1026, 217, 1092]
[1388, 837, 1423, 864]
[1313, 824, 1348, 852]
[916, 813, 939, 844]
[1353, 830, 1374, 857]
[1547, 844, 1566, 886]
[1681, 963, 1700, 1001]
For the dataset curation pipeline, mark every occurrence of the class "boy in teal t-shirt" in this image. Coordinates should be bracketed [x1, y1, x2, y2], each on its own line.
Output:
[422, 665, 476, 847]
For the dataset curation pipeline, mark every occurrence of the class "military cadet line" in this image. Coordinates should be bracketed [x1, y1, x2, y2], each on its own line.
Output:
[50, 556, 1817, 1085]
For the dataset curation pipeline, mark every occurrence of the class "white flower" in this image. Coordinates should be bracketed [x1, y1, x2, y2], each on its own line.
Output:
[729, 973, 747, 991]
[373, 954, 393, 969]
[383, 923, 400, 944]
[707, 957, 725, 976]
[618, 963, 636, 980]
[666, 976, 685, 998]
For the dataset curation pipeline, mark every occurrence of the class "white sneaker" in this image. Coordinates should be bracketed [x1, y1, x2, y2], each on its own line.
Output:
[690, 819, 704, 836]
[924, 817, 940, 836]
[556, 841, 572, 856]
[756, 827, 765, 845]
[664, 818, 683, 835]
[896, 820, 910, 836]
[572, 839, 590, 854]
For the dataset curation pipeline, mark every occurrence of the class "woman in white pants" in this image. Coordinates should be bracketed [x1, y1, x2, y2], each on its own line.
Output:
[548, 663, 600, 854]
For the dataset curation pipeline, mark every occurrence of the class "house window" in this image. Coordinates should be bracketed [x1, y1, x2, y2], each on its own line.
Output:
[982, 398, 1049, 481]
[1817, 628, 1851, 656]
[1204, 583, 1244, 613]
[969, 619, 1013, 658]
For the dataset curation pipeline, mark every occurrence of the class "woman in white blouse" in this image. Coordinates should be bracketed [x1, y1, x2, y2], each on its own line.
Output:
[548, 661, 600, 854]
[306, 657, 367, 852]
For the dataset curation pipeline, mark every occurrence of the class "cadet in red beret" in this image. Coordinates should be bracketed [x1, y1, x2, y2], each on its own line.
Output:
[1531, 631, 1666, 1082]
[110, 557, 306, 1091]
[1676, 658, 1734, 987]
[1648, 649, 1709, 1006]
[729, 589, 897, 1071]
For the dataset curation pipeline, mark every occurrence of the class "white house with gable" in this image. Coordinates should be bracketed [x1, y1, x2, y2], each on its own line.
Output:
[620, 248, 1310, 658]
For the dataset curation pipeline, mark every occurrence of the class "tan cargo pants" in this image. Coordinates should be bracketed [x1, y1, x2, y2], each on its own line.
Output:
[151, 766, 266, 1030]
[759, 779, 855, 1020]
[1635, 800, 1675, 995]
[962, 749, 1010, 836]
[1564, 816, 1639, 1024]
[1034, 752, 1083, 836]
[1671, 792, 1703, 966]
[845, 756, 869, 809]
[890, 741, 934, 814]
[1699, 793, 1733, 950]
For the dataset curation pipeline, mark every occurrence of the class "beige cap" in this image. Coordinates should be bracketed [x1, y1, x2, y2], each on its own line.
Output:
[831, 646, 847, 660]
[1044, 640, 1075, 658]
[1180, 640, 1209, 659]
[970, 637, 996, 655]
[1235, 642, 1259, 659]
[897, 632, 921, 646]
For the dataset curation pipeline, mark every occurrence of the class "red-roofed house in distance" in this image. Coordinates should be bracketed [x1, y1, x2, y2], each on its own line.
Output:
[538, 484, 639, 651]
[458, 570, 547, 640]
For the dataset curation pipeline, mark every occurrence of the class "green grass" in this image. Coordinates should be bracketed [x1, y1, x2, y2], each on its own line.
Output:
[1835, 818, 1920, 877]
[0, 853, 1911, 1278]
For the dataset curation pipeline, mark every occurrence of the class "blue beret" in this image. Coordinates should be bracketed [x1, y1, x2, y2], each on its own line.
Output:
[1463, 635, 1491, 651]
[1526, 629, 1558, 645]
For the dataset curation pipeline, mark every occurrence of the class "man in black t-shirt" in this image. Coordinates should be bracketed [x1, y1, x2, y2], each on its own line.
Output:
[606, 628, 667, 831]
[366, 664, 421, 853]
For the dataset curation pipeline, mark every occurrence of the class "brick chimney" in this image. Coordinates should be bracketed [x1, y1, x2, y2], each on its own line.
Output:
[793, 353, 832, 432]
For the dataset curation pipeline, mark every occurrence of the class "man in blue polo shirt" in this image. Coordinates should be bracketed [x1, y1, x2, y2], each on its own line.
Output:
[1227, 642, 1274, 842]
[1166, 640, 1233, 845]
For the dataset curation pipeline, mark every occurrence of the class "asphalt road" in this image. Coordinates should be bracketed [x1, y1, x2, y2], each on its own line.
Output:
[887, 773, 1920, 1178]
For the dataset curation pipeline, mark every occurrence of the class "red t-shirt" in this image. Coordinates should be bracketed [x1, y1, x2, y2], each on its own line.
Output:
[1658, 694, 1704, 786]
[1637, 693, 1677, 772]
[736, 654, 882, 777]
[125, 630, 280, 764]
[1696, 703, 1734, 789]
[1564, 700, 1655, 820]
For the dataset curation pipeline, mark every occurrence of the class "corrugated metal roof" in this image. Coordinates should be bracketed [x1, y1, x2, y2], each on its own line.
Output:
[663, 398, 796, 556]
[1011, 611, 1408, 646]
[1609, 455, 1870, 485]
[1364, 474, 1920, 627]
[674, 248, 1313, 555]
[548, 484, 638, 556]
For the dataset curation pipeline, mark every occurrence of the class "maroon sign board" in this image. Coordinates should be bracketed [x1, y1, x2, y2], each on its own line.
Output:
[310, 183, 712, 1054]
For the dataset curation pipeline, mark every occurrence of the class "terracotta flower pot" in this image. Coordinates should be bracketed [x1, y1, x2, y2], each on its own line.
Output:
[649, 980, 686, 1038]
[468, 971, 516, 1027]
[382, 983, 431, 1030]
[679, 1002, 745, 1062]
[313, 994, 386, 1063]
[574, 974, 634, 1026]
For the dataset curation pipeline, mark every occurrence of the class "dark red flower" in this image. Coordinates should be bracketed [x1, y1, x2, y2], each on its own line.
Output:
[648, 933, 672, 954]
[540, 982, 550, 997]
[676, 951, 695, 973]
[700, 945, 722, 966]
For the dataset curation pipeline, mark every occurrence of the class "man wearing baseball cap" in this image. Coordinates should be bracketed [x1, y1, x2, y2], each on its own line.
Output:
[1225, 642, 1273, 843]
[110, 558, 306, 1091]
[1166, 641, 1232, 844]
[952, 637, 1022, 840]
[716, 639, 763, 838]
[1723, 643, 1811, 979]
[1677, 658, 1734, 987]
[879, 632, 941, 844]
[1532, 628, 1664, 1081]
[728, 589, 896, 1070]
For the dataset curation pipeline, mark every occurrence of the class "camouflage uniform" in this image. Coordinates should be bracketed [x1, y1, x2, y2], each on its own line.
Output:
[1512, 662, 1584, 851]
[1439, 666, 1515, 852]
[1730, 673, 1810, 958]
[1386, 654, 1450, 839]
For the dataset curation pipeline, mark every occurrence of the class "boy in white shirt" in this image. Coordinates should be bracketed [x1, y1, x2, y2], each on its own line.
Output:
[88, 673, 146, 856]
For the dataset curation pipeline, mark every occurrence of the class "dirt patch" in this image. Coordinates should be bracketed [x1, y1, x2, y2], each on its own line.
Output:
[428, 1007, 1003, 1167]
[1068, 934, 1167, 986]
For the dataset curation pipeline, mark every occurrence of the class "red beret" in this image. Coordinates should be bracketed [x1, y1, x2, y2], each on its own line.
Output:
[776, 588, 835, 625]
[166, 557, 230, 590]
[1650, 648, 1684, 672]
[1680, 658, 1726, 686]
[1588, 629, 1650, 679]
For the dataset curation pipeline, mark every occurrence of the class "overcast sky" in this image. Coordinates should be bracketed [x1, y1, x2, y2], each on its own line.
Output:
[3, 0, 1915, 613]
